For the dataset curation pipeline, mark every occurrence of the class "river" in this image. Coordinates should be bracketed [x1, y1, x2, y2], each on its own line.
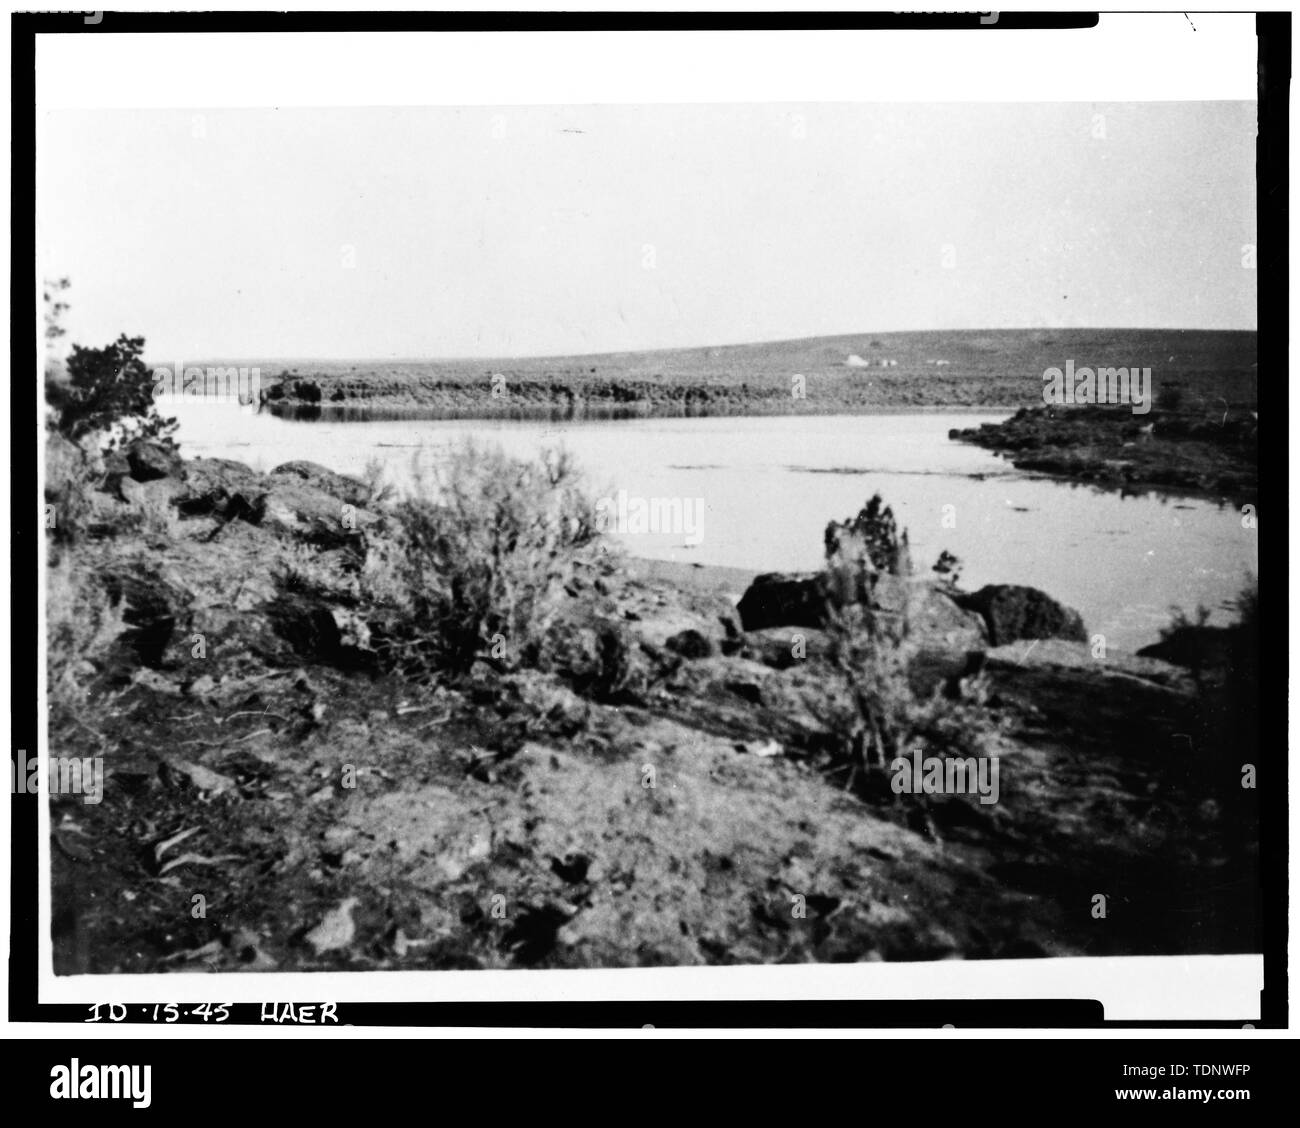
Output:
[163, 399, 1257, 653]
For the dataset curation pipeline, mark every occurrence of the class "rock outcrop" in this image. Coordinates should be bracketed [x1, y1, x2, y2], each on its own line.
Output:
[125, 439, 182, 482]
[47, 441, 1253, 976]
[736, 572, 832, 631]
[955, 584, 1087, 647]
[268, 461, 371, 508]
[736, 569, 987, 650]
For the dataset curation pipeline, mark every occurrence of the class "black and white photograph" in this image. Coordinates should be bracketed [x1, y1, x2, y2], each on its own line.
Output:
[20, 9, 1279, 1047]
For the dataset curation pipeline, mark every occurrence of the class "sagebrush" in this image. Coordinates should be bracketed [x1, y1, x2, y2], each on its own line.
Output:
[362, 441, 600, 675]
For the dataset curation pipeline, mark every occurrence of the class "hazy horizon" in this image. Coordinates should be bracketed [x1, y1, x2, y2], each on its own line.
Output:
[39, 102, 1258, 361]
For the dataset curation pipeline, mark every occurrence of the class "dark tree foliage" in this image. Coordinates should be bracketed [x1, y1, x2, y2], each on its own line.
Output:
[932, 548, 963, 587]
[825, 493, 910, 576]
[48, 332, 177, 446]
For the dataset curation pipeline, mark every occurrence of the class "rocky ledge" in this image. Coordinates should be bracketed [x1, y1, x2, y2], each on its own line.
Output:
[950, 404, 1257, 504]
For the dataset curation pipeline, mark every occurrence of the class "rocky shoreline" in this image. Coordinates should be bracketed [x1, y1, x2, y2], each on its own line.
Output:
[46, 441, 1259, 972]
[950, 404, 1258, 504]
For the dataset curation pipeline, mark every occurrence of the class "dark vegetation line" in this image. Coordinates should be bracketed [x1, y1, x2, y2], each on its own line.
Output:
[240, 326, 1257, 422]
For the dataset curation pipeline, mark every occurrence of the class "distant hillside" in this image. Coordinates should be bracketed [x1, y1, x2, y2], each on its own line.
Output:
[199, 328, 1258, 420]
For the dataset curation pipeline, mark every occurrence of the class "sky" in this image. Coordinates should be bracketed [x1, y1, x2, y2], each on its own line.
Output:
[38, 101, 1257, 361]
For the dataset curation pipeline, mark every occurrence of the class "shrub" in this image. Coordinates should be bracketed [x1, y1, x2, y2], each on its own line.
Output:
[273, 542, 362, 604]
[823, 603, 1000, 794]
[820, 501, 997, 795]
[130, 488, 180, 540]
[1157, 603, 1214, 678]
[43, 286, 182, 541]
[539, 619, 649, 704]
[47, 331, 177, 447]
[825, 494, 912, 578]
[47, 559, 127, 711]
[1234, 575, 1258, 632]
[932, 549, 962, 588]
[1161, 603, 1212, 638]
[362, 441, 601, 676]
[360, 457, 397, 508]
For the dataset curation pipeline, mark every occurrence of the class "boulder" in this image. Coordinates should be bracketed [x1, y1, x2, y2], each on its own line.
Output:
[956, 584, 1086, 647]
[736, 572, 831, 631]
[664, 628, 715, 660]
[119, 475, 186, 512]
[739, 627, 836, 669]
[176, 458, 378, 546]
[869, 572, 978, 631]
[260, 481, 377, 548]
[182, 458, 267, 495]
[126, 439, 182, 482]
[268, 461, 371, 508]
[908, 645, 987, 698]
[735, 568, 977, 644]
[45, 433, 86, 496]
[738, 581, 984, 660]
[177, 459, 269, 519]
[96, 564, 191, 668]
[907, 585, 989, 649]
[263, 593, 344, 662]
[99, 448, 132, 496]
